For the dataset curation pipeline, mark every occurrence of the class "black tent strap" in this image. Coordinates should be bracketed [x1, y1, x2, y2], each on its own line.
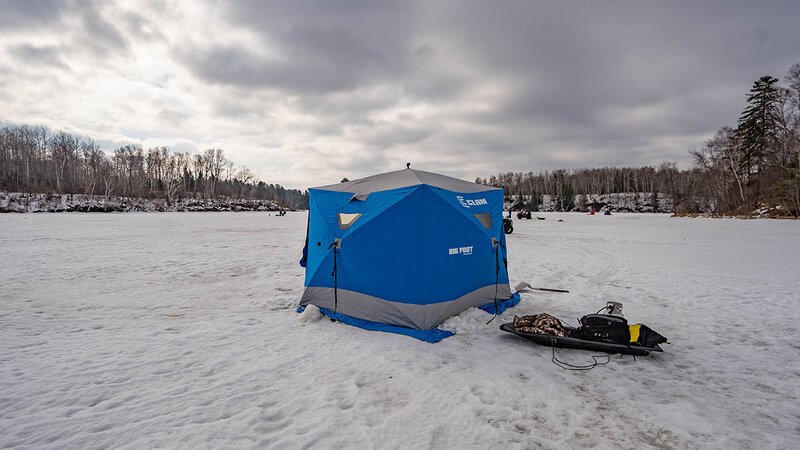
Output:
[486, 238, 502, 325]
[327, 239, 341, 319]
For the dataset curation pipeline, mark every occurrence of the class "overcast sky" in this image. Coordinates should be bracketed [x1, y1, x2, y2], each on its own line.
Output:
[1, 1, 798, 188]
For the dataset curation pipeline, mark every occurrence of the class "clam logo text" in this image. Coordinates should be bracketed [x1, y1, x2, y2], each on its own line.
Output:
[456, 196, 488, 208]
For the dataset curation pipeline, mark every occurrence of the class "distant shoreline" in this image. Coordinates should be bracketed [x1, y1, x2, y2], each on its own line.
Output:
[0, 192, 296, 214]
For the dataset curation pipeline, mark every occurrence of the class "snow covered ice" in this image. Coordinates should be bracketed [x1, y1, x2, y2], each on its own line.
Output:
[1, 212, 798, 448]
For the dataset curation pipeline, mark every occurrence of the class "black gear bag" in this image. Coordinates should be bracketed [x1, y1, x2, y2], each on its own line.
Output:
[578, 314, 630, 344]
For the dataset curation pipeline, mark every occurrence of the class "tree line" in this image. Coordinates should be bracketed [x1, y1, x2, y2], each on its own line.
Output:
[476, 163, 692, 212]
[478, 63, 800, 217]
[0, 124, 309, 209]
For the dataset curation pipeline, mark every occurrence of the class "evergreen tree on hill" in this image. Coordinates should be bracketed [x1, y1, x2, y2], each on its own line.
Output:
[737, 75, 780, 183]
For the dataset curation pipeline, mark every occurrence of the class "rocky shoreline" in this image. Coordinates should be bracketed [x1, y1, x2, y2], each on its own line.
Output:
[0, 192, 293, 213]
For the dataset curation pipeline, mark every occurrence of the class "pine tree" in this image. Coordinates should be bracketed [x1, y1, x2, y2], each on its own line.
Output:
[651, 189, 660, 212]
[736, 75, 780, 181]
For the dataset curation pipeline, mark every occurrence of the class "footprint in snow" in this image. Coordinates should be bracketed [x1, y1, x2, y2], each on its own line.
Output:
[236, 318, 262, 326]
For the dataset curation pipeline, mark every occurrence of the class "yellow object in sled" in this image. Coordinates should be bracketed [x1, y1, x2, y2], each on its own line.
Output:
[629, 324, 641, 343]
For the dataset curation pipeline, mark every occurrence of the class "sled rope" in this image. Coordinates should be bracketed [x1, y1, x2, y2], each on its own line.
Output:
[548, 335, 611, 371]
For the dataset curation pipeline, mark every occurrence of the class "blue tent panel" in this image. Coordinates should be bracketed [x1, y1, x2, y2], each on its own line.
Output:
[478, 292, 521, 315]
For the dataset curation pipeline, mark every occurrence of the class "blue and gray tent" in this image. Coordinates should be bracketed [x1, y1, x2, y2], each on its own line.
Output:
[299, 168, 519, 342]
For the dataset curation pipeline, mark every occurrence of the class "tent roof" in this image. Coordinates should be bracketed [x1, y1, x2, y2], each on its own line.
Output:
[312, 168, 500, 194]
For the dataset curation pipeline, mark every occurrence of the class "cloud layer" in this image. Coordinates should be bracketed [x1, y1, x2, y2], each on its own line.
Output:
[1, 0, 798, 188]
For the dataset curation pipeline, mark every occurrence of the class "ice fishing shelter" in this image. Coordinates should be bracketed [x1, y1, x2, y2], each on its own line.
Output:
[299, 168, 519, 342]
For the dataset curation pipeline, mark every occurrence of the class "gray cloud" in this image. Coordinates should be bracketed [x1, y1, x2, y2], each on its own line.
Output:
[178, 22, 403, 95]
[0, 0, 65, 29]
[8, 44, 70, 70]
[156, 109, 189, 125]
[76, 6, 129, 55]
[180, 43, 364, 93]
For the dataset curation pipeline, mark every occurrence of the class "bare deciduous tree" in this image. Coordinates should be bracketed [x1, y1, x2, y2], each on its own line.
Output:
[0, 124, 309, 209]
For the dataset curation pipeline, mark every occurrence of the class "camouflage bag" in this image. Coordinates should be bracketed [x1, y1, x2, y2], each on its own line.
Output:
[512, 313, 568, 337]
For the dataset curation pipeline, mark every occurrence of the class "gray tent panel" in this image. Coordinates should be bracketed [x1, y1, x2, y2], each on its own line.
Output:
[300, 284, 513, 330]
[313, 168, 499, 194]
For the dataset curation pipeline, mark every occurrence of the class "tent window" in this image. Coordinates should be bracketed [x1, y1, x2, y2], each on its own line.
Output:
[338, 213, 362, 230]
[350, 193, 369, 202]
[474, 213, 492, 229]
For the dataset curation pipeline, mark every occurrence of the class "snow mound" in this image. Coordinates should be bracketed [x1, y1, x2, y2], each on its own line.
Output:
[298, 304, 322, 322]
[439, 307, 502, 335]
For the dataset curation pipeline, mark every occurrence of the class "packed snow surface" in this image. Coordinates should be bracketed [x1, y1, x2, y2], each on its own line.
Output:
[1, 212, 798, 449]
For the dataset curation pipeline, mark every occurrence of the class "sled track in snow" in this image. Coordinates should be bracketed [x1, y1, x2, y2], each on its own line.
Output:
[532, 242, 622, 295]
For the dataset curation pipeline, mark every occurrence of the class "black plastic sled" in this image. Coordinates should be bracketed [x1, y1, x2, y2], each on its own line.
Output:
[500, 323, 663, 356]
